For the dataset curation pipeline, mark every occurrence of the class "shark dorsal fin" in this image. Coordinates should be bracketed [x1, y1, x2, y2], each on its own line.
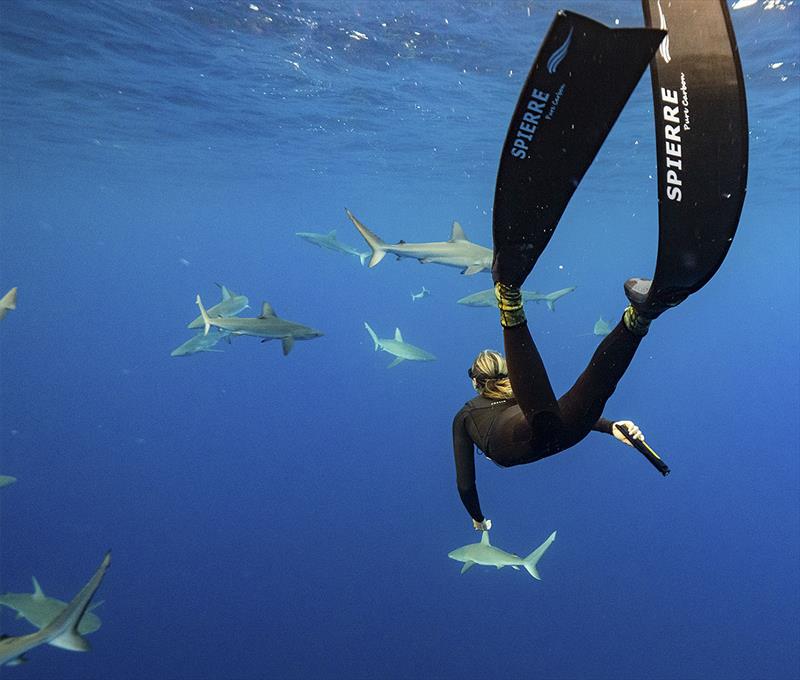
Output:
[450, 221, 467, 242]
[32, 577, 44, 600]
[260, 303, 277, 318]
[215, 283, 233, 301]
[394, 327, 403, 342]
[328, 229, 337, 238]
[480, 531, 490, 546]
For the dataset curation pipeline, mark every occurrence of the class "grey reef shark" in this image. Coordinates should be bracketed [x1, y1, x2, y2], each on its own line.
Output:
[448, 530, 557, 580]
[457, 286, 576, 311]
[196, 296, 323, 356]
[186, 284, 249, 329]
[364, 322, 436, 368]
[0, 552, 110, 667]
[295, 229, 369, 265]
[345, 209, 492, 275]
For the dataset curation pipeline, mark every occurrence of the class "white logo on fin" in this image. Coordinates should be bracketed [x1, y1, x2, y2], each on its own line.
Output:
[547, 27, 573, 74]
[657, 0, 672, 63]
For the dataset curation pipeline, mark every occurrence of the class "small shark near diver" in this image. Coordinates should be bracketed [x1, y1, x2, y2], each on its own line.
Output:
[345, 209, 493, 275]
[0, 475, 16, 488]
[448, 530, 557, 580]
[0, 552, 110, 667]
[0, 287, 17, 321]
[295, 229, 369, 265]
[170, 330, 232, 357]
[578, 316, 612, 338]
[411, 286, 430, 302]
[364, 322, 436, 368]
[457, 286, 576, 311]
[592, 316, 611, 336]
[0, 578, 103, 637]
[186, 284, 249, 329]
[196, 296, 323, 356]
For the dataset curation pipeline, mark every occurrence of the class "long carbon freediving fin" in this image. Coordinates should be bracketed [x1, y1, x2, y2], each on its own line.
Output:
[492, 12, 666, 288]
[634, 0, 748, 317]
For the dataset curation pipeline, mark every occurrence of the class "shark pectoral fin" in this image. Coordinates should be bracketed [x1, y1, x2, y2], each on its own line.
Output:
[387, 357, 404, 368]
[49, 629, 90, 652]
[460, 561, 476, 575]
[462, 264, 484, 276]
[282, 336, 294, 355]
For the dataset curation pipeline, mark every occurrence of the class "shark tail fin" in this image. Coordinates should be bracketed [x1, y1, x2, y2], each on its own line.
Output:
[522, 530, 557, 580]
[364, 322, 380, 350]
[195, 295, 211, 336]
[1, 287, 17, 309]
[45, 551, 111, 653]
[345, 209, 386, 268]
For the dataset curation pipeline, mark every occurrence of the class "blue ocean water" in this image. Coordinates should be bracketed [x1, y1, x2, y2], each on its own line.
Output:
[0, 1, 798, 678]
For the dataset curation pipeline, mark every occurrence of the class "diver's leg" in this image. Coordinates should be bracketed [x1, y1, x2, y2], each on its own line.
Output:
[502, 322, 559, 419]
[557, 312, 644, 432]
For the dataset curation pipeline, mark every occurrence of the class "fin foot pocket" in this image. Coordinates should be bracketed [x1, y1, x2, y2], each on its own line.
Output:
[495, 282, 526, 328]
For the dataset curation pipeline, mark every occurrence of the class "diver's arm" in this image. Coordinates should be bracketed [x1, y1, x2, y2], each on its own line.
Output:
[452, 413, 485, 523]
[592, 417, 615, 434]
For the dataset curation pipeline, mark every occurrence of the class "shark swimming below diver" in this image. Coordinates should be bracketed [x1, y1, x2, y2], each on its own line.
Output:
[346, 209, 493, 275]
[0, 578, 103, 637]
[364, 322, 436, 368]
[457, 286, 576, 311]
[448, 530, 557, 580]
[196, 296, 323, 356]
[186, 283, 249, 329]
[170, 330, 232, 357]
[0, 287, 17, 321]
[0, 552, 110, 667]
[295, 229, 369, 265]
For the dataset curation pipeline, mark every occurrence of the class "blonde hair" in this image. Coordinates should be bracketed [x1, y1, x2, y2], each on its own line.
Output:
[470, 349, 515, 400]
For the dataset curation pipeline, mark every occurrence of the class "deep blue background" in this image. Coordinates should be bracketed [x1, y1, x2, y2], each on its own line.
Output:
[1, 2, 798, 679]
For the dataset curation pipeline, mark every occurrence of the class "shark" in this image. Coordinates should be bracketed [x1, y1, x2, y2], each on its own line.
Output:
[592, 316, 612, 336]
[170, 330, 231, 357]
[364, 322, 436, 368]
[0, 475, 16, 488]
[0, 578, 103, 637]
[0, 287, 17, 321]
[345, 209, 493, 275]
[0, 551, 110, 667]
[457, 286, 577, 311]
[187, 283, 249, 329]
[448, 530, 557, 580]
[295, 229, 369, 265]
[411, 286, 430, 302]
[196, 295, 323, 356]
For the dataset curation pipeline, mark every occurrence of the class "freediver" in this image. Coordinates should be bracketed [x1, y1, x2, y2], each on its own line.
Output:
[452, 4, 747, 530]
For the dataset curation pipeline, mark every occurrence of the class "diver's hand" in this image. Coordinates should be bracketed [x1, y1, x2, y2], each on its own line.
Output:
[612, 420, 644, 447]
[472, 518, 492, 531]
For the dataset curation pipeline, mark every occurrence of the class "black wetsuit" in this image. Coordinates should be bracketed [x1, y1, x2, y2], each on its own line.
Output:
[452, 318, 641, 522]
